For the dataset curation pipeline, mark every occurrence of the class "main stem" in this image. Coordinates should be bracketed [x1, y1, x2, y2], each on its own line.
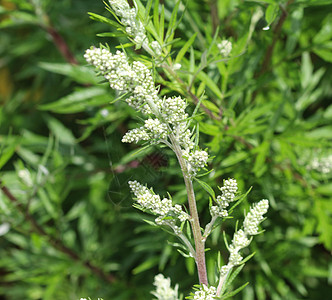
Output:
[169, 133, 208, 285]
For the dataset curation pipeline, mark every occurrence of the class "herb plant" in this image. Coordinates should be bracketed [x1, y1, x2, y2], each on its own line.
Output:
[1, 0, 332, 299]
[82, 0, 269, 298]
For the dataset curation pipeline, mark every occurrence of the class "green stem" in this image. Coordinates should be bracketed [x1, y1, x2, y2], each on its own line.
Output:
[169, 133, 208, 285]
[202, 215, 218, 242]
[178, 231, 197, 259]
[216, 266, 232, 296]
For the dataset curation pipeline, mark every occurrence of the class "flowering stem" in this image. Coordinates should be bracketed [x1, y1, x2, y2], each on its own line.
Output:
[169, 133, 208, 286]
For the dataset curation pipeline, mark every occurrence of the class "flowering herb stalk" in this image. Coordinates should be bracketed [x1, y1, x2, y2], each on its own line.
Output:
[83, 1, 269, 299]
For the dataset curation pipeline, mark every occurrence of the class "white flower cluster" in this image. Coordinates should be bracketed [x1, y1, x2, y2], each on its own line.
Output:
[108, 0, 162, 56]
[151, 274, 179, 300]
[310, 155, 332, 174]
[129, 181, 190, 233]
[183, 150, 209, 177]
[221, 199, 269, 273]
[174, 123, 194, 150]
[192, 285, 217, 300]
[161, 96, 188, 124]
[210, 178, 238, 218]
[217, 40, 232, 57]
[85, 47, 208, 176]
[243, 199, 269, 235]
[84, 48, 160, 114]
[122, 118, 168, 143]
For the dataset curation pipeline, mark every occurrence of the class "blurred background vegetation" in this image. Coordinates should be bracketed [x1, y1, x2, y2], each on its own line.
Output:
[0, 0, 332, 299]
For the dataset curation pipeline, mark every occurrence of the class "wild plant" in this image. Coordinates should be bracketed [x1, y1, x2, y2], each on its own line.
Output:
[83, 1, 269, 299]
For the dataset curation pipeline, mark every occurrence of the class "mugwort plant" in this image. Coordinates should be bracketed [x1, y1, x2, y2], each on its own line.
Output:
[83, 0, 269, 298]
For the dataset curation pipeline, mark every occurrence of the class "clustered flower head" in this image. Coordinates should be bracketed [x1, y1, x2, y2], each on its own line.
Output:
[122, 118, 168, 143]
[210, 178, 238, 218]
[183, 149, 209, 177]
[309, 154, 332, 174]
[108, 0, 162, 56]
[217, 40, 232, 57]
[221, 199, 269, 273]
[192, 285, 217, 300]
[84, 48, 160, 114]
[129, 181, 190, 234]
[151, 274, 179, 300]
[85, 47, 208, 176]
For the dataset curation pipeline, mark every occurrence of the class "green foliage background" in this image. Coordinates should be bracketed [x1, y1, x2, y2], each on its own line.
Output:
[0, 0, 332, 299]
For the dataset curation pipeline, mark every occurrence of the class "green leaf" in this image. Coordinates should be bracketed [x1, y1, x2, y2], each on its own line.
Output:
[222, 264, 245, 293]
[221, 151, 250, 168]
[144, 0, 153, 22]
[194, 178, 215, 200]
[240, 252, 256, 265]
[39, 87, 108, 114]
[229, 187, 252, 213]
[115, 42, 135, 49]
[313, 14, 332, 44]
[265, 4, 279, 26]
[199, 123, 220, 136]
[44, 116, 76, 145]
[165, 0, 181, 43]
[253, 141, 270, 178]
[313, 42, 332, 63]
[301, 52, 313, 89]
[153, 0, 160, 34]
[38, 188, 57, 219]
[175, 33, 197, 64]
[97, 31, 126, 37]
[38, 62, 99, 84]
[0, 145, 15, 170]
[159, 4, 165, 41]
[88, 12, 122, 29]
[316, 184, 332, 196]
[306, 125, 332, 139]
[220, 282, 249, 299]
[197, 70, 223, 99]
[132, 257, 160, 274]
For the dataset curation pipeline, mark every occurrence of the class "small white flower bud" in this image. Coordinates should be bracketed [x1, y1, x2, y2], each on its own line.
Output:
[217, 40, 232, 56]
